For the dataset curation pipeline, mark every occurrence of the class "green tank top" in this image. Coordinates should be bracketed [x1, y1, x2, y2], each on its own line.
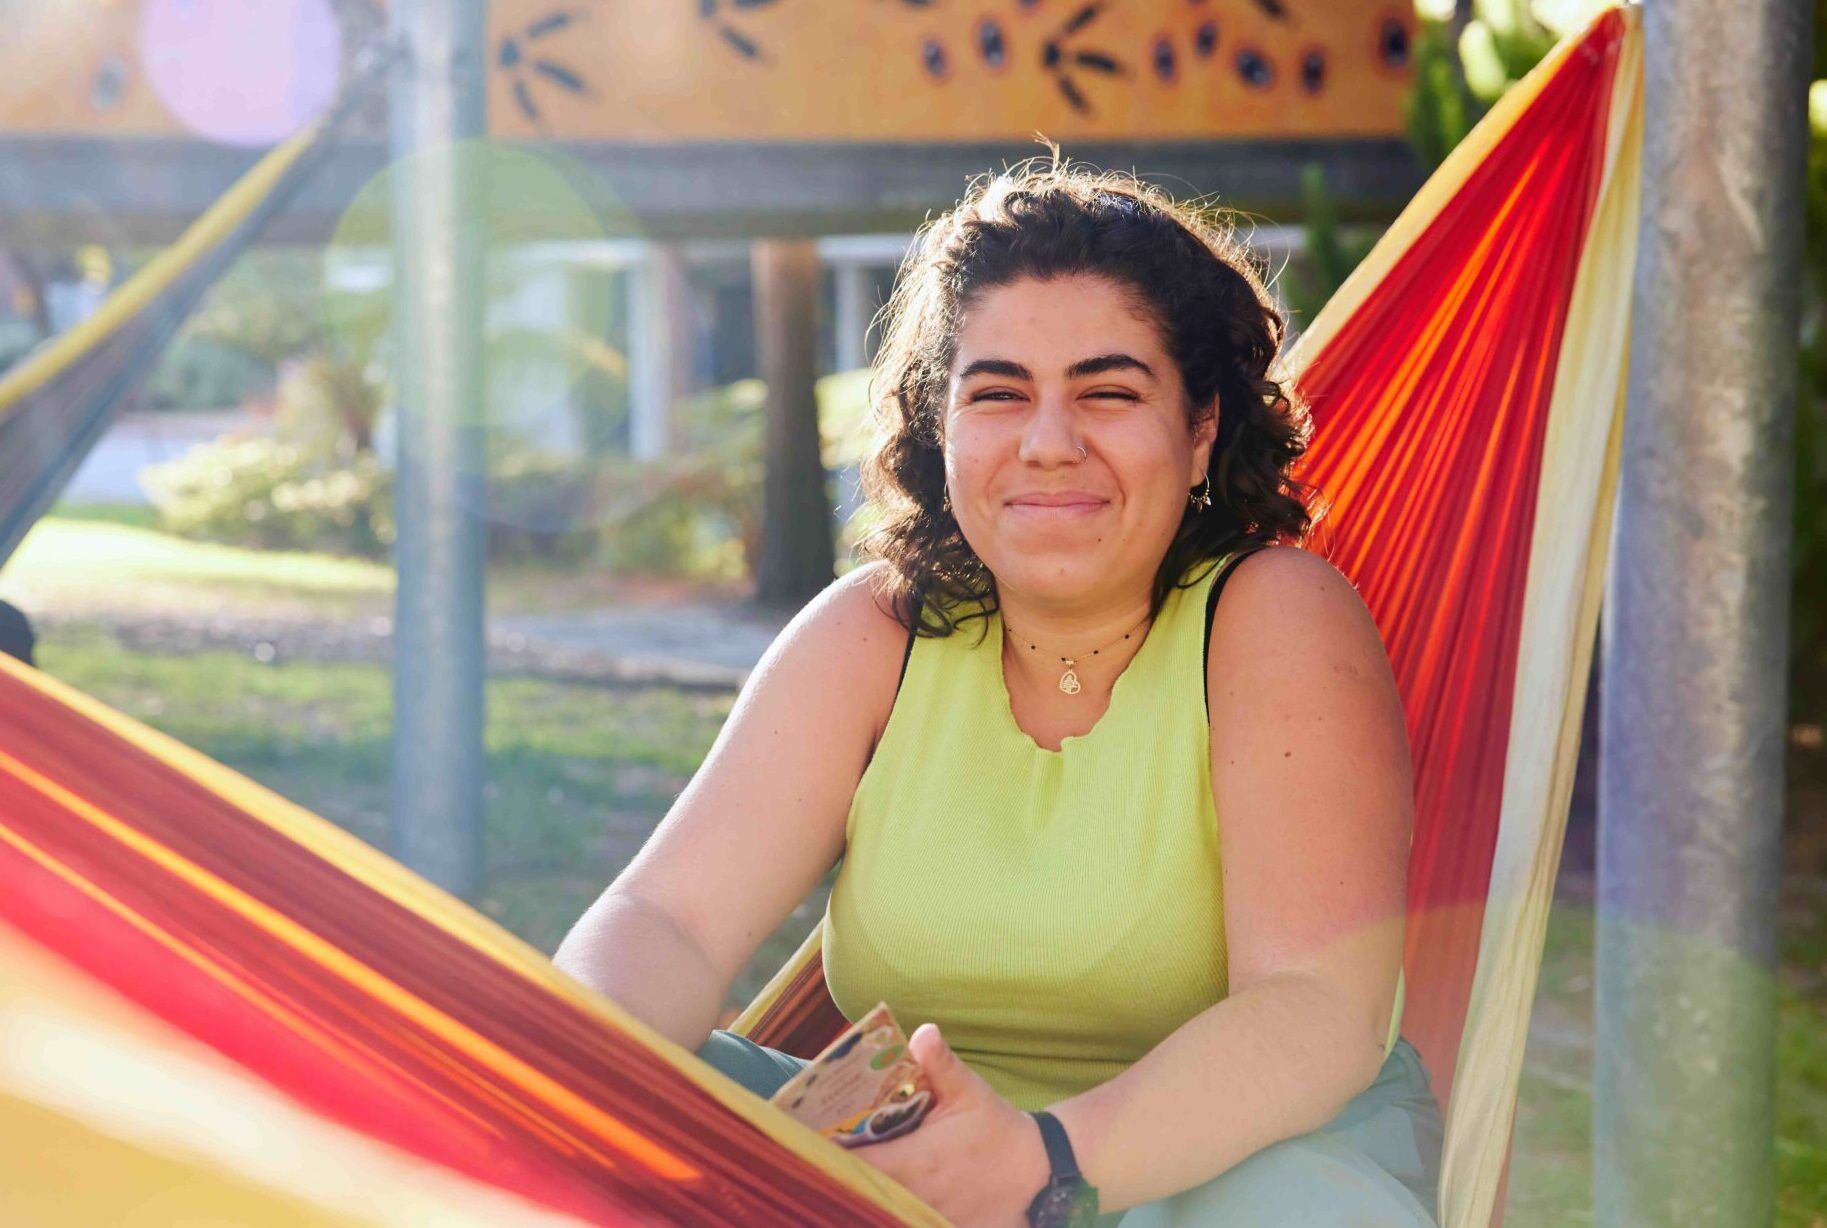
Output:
[829, 551, 1242, 1111]
[822, 553, 1241, 1112]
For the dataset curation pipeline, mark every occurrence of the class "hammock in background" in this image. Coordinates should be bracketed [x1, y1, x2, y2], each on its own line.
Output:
[0, 5, 1641, 1227]
[0, 51, 379, 569]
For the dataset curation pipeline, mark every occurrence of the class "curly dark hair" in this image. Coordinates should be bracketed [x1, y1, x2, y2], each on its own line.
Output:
[855, 150, 1318, 637]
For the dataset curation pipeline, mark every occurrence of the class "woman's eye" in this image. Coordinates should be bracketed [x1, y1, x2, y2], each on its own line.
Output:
[971, 390, 1136, 401]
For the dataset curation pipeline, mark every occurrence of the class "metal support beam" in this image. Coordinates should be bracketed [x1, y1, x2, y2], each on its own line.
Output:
[387, 0, 487, 896]
[1595, 1, 1811, 1223]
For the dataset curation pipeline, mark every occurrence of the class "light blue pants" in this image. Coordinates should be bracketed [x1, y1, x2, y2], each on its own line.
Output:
[695, 1029, 1442, 1226]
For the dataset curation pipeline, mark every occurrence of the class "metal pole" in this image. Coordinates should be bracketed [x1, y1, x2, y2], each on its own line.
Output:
[1595, 0, 1811, 1223]
[386, 0, 487, 896]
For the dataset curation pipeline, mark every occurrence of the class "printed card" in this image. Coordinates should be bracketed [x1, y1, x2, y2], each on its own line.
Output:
[767, 1001, 934, 1148]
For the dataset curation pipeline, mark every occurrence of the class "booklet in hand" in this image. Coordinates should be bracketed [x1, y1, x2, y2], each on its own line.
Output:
[767, 1001, 934, 1148]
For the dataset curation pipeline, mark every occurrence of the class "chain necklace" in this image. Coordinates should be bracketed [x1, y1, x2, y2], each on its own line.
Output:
[1001, 609, 1154, 695]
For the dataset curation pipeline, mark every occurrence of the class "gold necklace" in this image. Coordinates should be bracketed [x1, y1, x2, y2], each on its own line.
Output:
[1002, 610, 1153, 695]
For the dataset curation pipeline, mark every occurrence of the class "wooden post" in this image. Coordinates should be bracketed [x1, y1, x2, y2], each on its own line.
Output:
[751, 238, 833, 606]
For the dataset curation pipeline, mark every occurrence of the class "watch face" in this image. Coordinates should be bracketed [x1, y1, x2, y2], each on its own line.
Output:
[1031, 1178, 1100, 1228]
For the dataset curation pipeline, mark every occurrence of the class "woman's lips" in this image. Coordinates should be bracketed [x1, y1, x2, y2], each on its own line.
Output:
[1004, 497, 1109, 519]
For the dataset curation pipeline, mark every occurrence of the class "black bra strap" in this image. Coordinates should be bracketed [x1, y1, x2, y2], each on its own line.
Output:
[891, 584, 925, 699]
[896, 619, 916, 696]
[1203, 547, 1268, 719]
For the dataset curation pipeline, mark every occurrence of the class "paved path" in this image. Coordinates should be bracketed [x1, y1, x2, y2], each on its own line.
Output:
[31, 599, 792, 692]
[494, 603, 789, 683]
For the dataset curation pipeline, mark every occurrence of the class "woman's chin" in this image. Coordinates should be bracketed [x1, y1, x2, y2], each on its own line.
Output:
[989, 553, 1110, 600]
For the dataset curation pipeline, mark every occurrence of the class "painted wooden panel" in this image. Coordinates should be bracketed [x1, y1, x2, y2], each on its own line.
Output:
[0, 1, 1417, 143]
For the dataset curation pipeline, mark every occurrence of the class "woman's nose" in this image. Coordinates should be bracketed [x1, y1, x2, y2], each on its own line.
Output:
[1016, 396, 1083, 466]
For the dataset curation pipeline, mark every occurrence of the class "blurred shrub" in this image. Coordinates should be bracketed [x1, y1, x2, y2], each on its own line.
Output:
[144, 435, 394, 556]
[121, 247, 341, 413]
[487, 449, 601, 565]
[143, 333, 276, 413]
[145, 352, 393, 554]
[574, 368, 872, 581]
[1280, 164, 1382, 335]
[142, 362, 876, 580]
[277, 351, 383, 455]
[184, 249, 329, 370]
[143, 435, 611, 564]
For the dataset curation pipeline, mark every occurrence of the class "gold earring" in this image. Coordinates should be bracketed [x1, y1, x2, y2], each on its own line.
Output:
[1189, 475, 1212, 513]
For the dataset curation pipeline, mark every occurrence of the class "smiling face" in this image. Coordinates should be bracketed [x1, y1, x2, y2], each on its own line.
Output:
[941, 273, 1218, 605]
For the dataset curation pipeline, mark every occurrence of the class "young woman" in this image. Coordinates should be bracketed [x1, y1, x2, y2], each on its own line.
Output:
[554, 160, 1442, 1228]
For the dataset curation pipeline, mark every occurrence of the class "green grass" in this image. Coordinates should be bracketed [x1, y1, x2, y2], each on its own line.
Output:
[1504, 893, 1827, 1227]
[2, 512, 732, 621]
[1507, 902, 1598, 1225]
[48, 501, 162, 530]
[4, 516, 392, 620]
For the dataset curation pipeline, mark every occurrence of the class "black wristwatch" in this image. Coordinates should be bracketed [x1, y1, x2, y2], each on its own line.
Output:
[1024, 1109, 1100, 1228]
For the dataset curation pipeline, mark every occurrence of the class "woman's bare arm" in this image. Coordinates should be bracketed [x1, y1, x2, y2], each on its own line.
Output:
[552, 562, 909, 1052]
[1047, 545, 1414, 1212]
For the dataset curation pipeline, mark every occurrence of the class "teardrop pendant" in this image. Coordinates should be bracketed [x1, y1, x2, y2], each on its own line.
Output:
[1058, 668, 1082, 695]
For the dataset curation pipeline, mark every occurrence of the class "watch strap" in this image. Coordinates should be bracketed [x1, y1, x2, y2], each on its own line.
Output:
[1027, 1109, 1083, 1183]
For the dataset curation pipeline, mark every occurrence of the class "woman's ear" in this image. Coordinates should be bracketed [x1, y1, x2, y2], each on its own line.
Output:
[1191, 397, 1220, 480]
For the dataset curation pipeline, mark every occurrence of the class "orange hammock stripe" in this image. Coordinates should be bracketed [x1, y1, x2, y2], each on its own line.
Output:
[0, 746, 701, 1183]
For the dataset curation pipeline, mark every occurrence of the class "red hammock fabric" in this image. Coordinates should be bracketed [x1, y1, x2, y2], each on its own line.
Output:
[0, 666, 927, 1226]
[1297, 8, 1630, 1102]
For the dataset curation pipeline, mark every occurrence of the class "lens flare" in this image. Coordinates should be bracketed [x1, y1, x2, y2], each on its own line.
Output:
[139, 0, 342, 146]
[325, 140, 645, 536]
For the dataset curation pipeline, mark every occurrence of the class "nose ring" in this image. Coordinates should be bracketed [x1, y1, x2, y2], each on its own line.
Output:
[1075, 445, 1087, 463]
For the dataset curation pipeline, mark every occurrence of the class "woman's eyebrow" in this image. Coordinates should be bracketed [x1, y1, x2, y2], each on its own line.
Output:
[955, 353, 1159, 382]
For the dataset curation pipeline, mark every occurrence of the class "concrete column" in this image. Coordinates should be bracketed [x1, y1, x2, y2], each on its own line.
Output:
[628, 240, 701, 460]
[832, 259, 875, 373]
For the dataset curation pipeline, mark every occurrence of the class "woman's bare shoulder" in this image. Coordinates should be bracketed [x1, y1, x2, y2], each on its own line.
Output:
[816, 559, 912, 647]
[1206, 544, 1392, 705]
[1220, 543, 1362, 607]
[772, 560, 909, 664]
[753, 560, 912, 742]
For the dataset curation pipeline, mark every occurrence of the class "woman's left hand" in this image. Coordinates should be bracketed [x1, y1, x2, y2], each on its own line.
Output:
[851, 1023, 1050, 1228]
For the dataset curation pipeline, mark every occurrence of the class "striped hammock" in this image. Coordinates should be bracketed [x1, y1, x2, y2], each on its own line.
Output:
[0, 6, 1641, 1226]
[0, 56, 380, 569]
